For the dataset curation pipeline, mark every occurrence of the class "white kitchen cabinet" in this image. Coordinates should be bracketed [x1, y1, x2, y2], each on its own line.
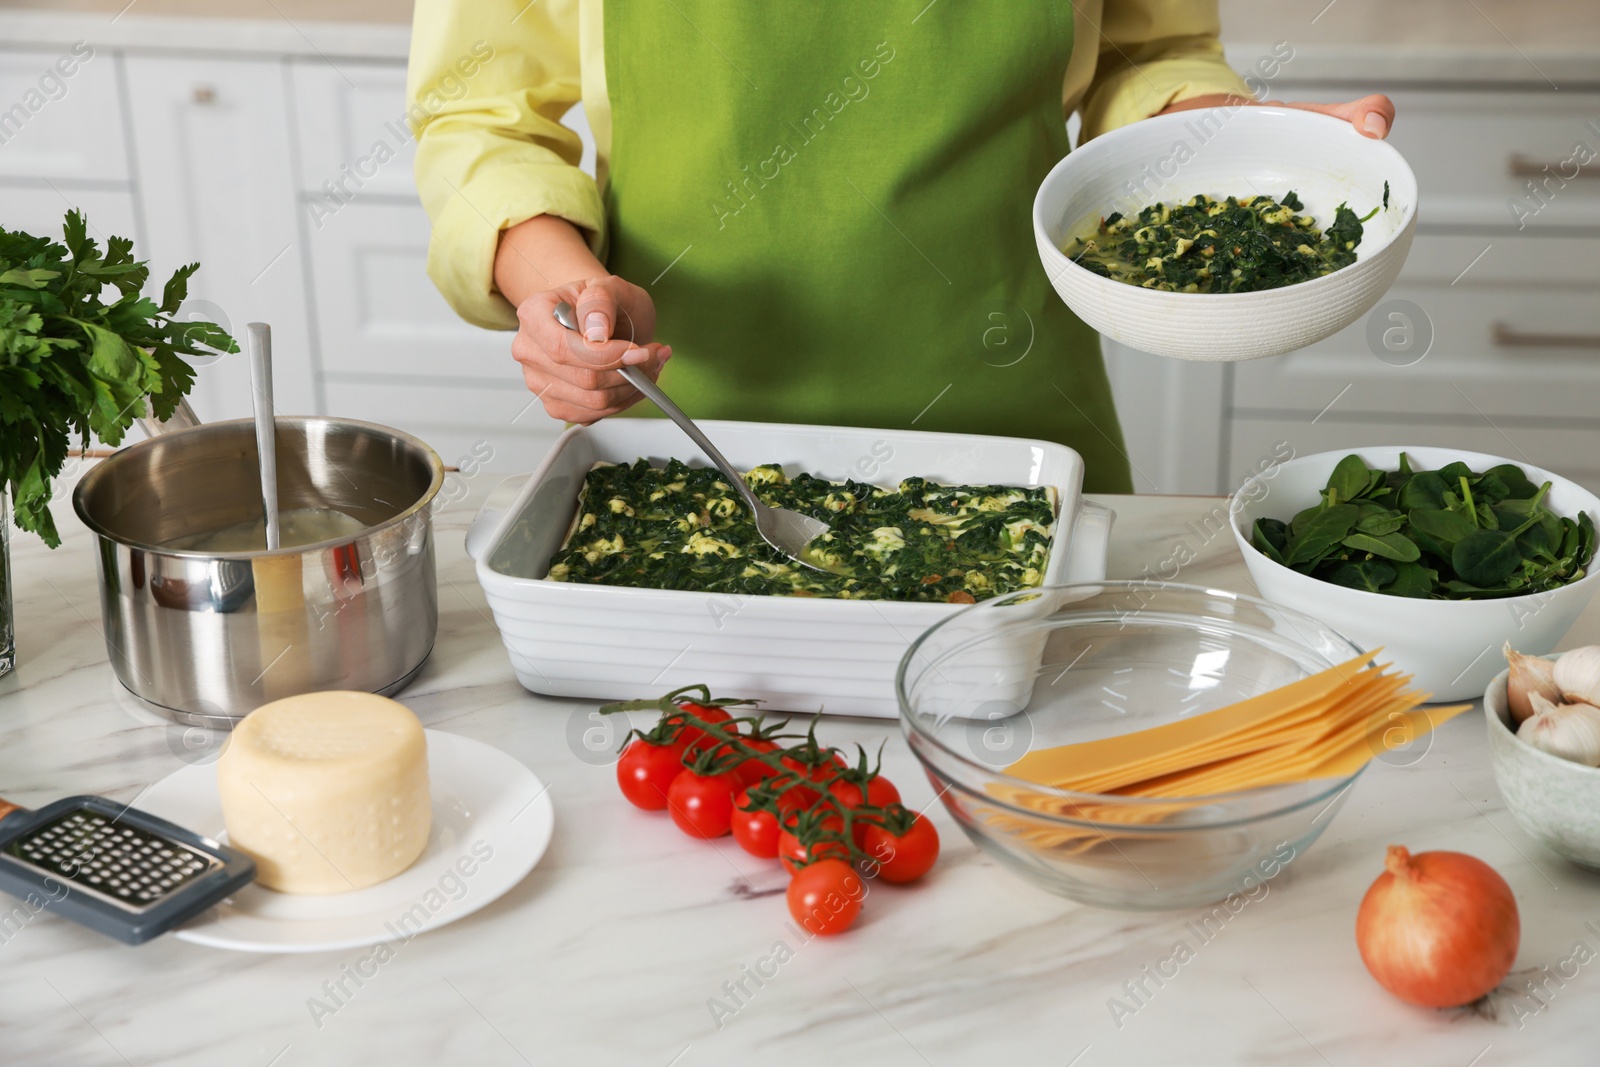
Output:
[1228, 417, 1600, 497]
[290, 59, 418, 204]
[1231, 234, 1600, 422]
[0, 184, 139, 247]
[1199, 82, 1600, 497]
[289, 60, 597, 206]
[121, 54, 318, 420]
[301, 197, 517, 380]
[321, 379, 564, 474]
[1102, 340, 1228, 494]
[1355, 87, 1600, 230]
[287, 57, 597, 443]
[0, 45, 128, 184]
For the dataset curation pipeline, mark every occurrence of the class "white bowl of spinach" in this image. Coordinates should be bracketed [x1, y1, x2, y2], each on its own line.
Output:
[1230, 447, 1600, 701]
[1034, 107, 1416, 361]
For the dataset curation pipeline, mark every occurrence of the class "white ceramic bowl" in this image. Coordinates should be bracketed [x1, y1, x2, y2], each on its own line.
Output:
[1034, 107, 1417, 361]
[1229, 446, 1600, 701]
[1484, 662, 1600, 871]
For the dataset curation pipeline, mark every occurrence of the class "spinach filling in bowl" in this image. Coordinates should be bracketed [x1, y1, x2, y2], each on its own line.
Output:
[545, 459, 1056, 603]
[1062, 189, 1383, 294]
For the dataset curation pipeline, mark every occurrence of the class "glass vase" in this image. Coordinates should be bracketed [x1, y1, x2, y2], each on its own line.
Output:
[0, 490, 12, 678]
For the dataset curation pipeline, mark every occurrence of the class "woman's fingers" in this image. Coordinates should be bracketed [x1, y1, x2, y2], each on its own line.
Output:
[574, 283, 619, 342]
[519, 342, 673, 424]
[518, 290, 632, 375]
[1275, 94, 1396, 139]
[510, 275, 665, 422]
[519, 365, 637, 422]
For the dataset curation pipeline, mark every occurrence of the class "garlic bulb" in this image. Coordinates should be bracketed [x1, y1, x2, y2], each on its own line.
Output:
[1505, 643, 1563, 724]
[1517, 693, 1600, 766]
[1554, 645, 1600, 707]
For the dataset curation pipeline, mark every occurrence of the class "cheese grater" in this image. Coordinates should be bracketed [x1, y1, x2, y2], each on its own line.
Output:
[0, 795, 255, 945]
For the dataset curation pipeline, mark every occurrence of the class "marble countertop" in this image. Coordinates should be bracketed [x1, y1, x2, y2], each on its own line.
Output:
[3, 483, 1599, 1066]
[0, 0, 1595, 83]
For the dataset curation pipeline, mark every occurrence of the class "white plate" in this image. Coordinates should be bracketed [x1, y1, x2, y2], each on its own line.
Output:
[135, 731, 553, 954]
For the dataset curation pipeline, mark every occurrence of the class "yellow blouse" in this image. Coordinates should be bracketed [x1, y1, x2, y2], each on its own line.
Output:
[407, 0, 1251, 330]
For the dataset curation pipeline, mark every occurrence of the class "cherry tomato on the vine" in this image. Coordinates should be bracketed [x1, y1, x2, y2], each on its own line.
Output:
[829, 775, 901, 811]
[786, 859, 864, 936]
[730, 790, 781, 858]
[859, 814, 940, 884]
[776, 783, 820, 815]
[670, 704, 735, 758]
[733, 738, 782, 788]
[775, 754, 843, 813]
[777, 813, 849, 875]
[780, 752, 847, 779]
[615, 739, 687, 811]
[666, 769, 740, 838]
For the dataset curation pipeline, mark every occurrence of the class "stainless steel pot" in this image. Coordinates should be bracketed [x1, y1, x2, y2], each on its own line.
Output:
[72, 417, 444, 726]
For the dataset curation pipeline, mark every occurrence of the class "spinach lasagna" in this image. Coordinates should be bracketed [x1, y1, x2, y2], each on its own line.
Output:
[545, 459, 1056, 602]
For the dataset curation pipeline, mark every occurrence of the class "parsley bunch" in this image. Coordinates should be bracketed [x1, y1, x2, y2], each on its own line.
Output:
[0, 210, 235, 547]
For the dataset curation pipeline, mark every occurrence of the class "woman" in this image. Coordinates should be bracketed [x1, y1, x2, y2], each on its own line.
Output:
[408, 1, 1394, 492]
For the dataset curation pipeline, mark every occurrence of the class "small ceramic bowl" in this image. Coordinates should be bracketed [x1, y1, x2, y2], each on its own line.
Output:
[1033, 107, 1416, 361]
[1484, 660, 1600, 871]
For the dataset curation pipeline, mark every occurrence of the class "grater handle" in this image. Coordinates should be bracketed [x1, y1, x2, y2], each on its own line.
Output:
[0, 799, 20, 822]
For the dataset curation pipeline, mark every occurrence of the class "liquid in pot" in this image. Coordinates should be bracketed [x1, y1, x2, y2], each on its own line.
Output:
[165, 508, 367, 552]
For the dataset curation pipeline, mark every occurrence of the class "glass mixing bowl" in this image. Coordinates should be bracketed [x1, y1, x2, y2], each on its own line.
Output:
[897, 581, 1367, 910]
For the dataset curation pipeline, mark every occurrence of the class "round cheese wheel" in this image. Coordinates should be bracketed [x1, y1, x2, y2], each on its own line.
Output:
[217, 691, 431, 894]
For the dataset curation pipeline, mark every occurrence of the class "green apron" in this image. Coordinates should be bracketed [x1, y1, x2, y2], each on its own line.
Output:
[602, 1, 1133, 493]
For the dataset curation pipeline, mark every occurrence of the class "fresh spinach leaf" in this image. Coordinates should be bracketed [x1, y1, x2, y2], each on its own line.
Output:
[1384, 561, 1436, 598]
[1355, 506, 1406, 536]
[1343, 530, 1422, 562]
[1252, 518, 1289, 564]
[1452, 529, 1523, 587]
[1284, 503, 1359, 566]
[1399, 471, 1447, 511]
[1407, 506, 1476, 547]
[1253, 456, 1595, 601]
[1325, 559, 1397, 592]
[1327, 454, 1372, 504]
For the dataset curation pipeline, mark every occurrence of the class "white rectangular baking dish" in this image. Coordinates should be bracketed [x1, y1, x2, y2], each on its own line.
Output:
[466, 420, 1114, 718]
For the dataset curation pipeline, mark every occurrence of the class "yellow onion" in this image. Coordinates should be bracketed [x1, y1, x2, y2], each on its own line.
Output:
[1356, 845, 1519, 1009]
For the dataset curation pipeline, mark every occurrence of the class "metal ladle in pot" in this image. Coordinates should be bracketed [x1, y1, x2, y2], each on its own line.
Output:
[246, 323, 280, 550]
[552, 302, 839, 575]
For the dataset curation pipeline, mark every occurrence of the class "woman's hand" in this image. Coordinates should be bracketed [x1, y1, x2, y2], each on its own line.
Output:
[510, 275, 671, 424]
[494, 214, 672, 424]
[1159, 92, 1396, 139]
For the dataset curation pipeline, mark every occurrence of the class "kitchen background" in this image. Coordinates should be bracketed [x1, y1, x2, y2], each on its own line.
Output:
[1, 0, 1596, 494]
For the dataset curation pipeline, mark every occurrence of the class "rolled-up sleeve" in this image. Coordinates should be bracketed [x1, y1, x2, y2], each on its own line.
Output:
[407, 0, 601, 329]
[1078, 0, 1252, 142]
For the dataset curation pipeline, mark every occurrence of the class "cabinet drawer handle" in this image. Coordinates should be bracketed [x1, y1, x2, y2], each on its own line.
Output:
[1493, 322, 1600, 349]
[1508, 154, 1600, 179]
[192, 84, 216, 105]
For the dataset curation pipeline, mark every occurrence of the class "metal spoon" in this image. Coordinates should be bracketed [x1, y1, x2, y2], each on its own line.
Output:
[552, 301, 836, 574]
[246, 322, 281, 551]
